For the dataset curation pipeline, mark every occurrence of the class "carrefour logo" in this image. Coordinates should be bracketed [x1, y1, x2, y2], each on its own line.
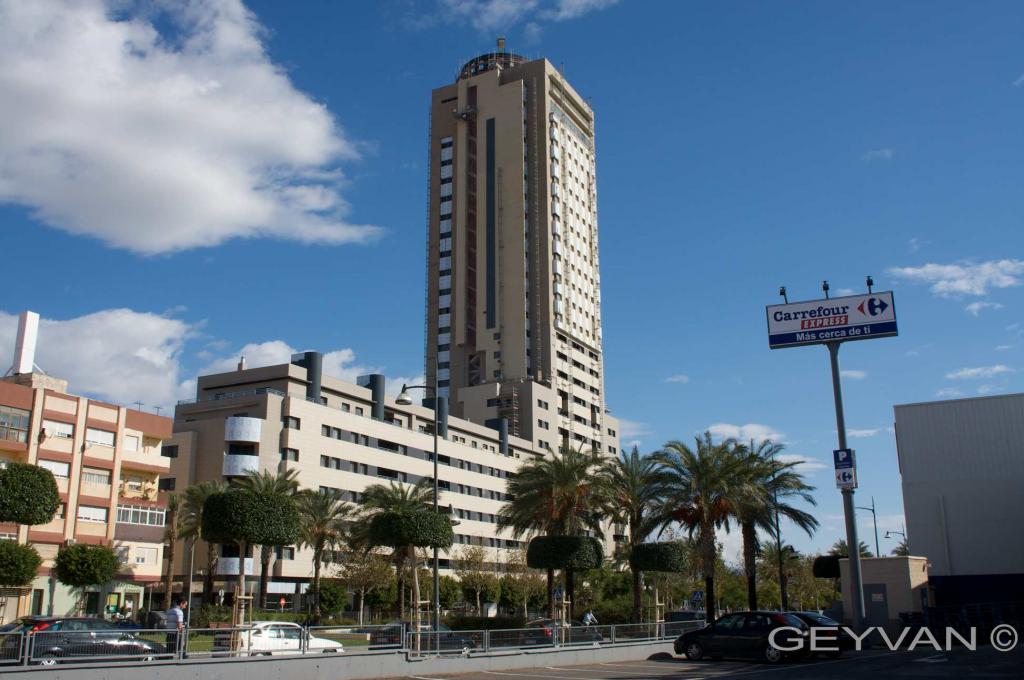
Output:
[857, 297, 889, 317]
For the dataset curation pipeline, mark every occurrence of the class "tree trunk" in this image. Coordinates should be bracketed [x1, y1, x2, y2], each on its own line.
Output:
[259, 545, 272, 612]
[741, 521, 758, 611]
[162, 533, 176, 610]
[205, 545, 217, 605]
[632, 567, 643, 623]
[311, 547, 322, 625]
[546, 569, 555, 618]
[358, 591, 365, 625]
[396, 553, 406, 621]
[566, 570, 576, 621]
[237, 539, 247, 624]
[701, 524, 716, 623]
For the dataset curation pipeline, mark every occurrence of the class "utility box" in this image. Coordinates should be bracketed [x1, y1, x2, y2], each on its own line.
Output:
[839, 556, 929, 628]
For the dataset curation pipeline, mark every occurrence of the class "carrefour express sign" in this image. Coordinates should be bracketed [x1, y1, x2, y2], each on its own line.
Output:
[766, 292, 898, 349]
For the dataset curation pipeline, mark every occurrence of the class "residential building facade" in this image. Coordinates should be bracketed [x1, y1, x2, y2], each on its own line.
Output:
[0, 313, 173, 622]
[424, 42, 620, 458]
[166, 355, 541, 610]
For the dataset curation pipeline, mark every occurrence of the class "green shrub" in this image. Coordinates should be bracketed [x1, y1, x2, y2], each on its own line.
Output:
[54, 543, 119, 589]
[630, 541, 688, 573]
[526, 536, 603, 571]
[0, 540, 42, 587]
[0, 463, 60, 525]
[315, 579, 348, 615]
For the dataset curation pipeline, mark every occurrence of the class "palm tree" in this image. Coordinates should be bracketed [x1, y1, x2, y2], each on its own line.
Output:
[497, 445, 605, 617]
[297, 489, 352, 623]
[891, 538, 910, 556]
[655, 432, 755, 623]
[830, 539, 873, 558]
[236, 469, 300, 608]
[178, 480, 226, 604]
[161, 493, 180, 610]
[734, 439, 819, 610]
[355, 480, 436, 623]
[597, 446, 671, 622]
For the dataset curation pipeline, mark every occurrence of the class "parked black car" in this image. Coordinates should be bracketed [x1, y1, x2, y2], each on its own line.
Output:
[409, 623, 479, 653]
[520, 619, 603, 646]
[673, 611, 808, 664]
[2, 617, 167, 665]
[787, 611, 855, 657]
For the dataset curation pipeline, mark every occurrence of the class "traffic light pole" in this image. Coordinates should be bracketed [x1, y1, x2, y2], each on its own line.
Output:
[828, 341, 866, 631]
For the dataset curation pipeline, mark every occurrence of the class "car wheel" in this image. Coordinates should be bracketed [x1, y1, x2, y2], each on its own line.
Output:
[321, 649, 336, 654]
[142, 655, 155, 662]
[764, 644, 784, 664]
[683, 641, 704, 660]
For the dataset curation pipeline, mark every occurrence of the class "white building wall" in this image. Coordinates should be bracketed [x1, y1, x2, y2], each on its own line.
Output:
[894, 393, 1024, 577]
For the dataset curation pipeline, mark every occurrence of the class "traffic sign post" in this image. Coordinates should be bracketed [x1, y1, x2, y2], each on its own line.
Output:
[767, 284, 897, 633]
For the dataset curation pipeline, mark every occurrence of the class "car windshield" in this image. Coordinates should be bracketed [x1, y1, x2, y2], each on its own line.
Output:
[777, 614, 809, 628]
[802, 613, 840, 626]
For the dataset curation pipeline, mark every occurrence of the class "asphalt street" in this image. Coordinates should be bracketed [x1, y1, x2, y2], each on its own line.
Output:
[403, 644, 1024, 680]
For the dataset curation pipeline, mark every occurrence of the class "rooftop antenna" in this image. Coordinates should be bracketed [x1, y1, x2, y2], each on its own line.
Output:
[866, 275, 874, 294]
[154, 406, 163, 416]
[822, 280, 830, 299]
[134, 401, 144, 411]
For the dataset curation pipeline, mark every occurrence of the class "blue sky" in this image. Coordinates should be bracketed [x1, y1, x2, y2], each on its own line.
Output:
[1, 0, 1022, 558]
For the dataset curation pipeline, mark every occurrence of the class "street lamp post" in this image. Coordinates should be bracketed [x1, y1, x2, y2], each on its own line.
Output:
[856, 497, 880, 558]
[395, 370, 442, 636]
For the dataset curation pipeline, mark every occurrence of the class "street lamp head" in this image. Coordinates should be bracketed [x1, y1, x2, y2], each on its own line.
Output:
[395, 384, 413, 406]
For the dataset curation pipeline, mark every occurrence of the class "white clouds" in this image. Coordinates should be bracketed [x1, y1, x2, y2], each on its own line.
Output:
[1014, 73, 1024, 87]
[935, 387, 963, 398]
[965, 301, 1004, 316]
[542, 0, 620, 21]
[0, 0, 380, 254]
[945, 365, 1014, 380]
[840, 369, 866, 380]
[434, 0, 616, 32]
[847, 428, 879, 438]
[908, 237, 926, 253]
[861, 148, 894, 162]
[0, 309, 191, 408]
[665, 374, 690, 384]
[707, 423, 784, 443]
[995, 345, 1012, 351]
[834, 288, 856, 297]
[776, 453, 829, 474]
[617, 418, 652, 440]
[977, 384, 998, 395]
[887, 260, 1024, 297]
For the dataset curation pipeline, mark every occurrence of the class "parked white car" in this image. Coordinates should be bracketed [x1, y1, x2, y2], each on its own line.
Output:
[235, 622, 344, 656]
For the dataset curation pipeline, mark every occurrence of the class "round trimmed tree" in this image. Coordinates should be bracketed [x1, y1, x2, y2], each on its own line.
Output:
[0, 463, 60, 525]
[54, 543, 119, 613]
[0, 540, 43, 587]
[0, 540, 43, 621]
[201, 486, 300, 614]
[630, 541, 688, 573]
[527, 535, 603, 616]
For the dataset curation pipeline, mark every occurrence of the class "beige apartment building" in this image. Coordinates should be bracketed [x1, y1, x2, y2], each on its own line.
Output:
[425, 42, 620, 458]
[166, 355, 546, 610]
[0, 312, 173, 623]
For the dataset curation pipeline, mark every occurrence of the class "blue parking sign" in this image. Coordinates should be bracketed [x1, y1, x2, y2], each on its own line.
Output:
[833, 448, 855, 470]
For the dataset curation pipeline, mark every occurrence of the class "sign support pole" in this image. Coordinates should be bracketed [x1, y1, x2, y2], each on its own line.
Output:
[828, 341, 866, 630]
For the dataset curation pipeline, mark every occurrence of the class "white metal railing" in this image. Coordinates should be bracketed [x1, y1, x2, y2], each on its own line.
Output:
[2, 620, 700, 667]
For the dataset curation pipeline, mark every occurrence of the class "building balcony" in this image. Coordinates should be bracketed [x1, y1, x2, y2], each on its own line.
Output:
[216, 557, 254, 576]
[223, 453, 260, 477]
[225, 416, 262, 443]
[118, 480, 159, 502]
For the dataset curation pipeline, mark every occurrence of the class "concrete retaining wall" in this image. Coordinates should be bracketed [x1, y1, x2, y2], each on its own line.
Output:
[0, 641, 676, 680]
